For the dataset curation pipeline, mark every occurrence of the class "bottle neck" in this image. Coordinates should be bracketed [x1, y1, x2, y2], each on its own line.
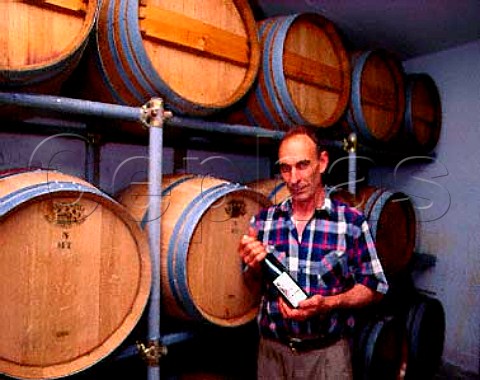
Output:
[264, 253, 283, 276]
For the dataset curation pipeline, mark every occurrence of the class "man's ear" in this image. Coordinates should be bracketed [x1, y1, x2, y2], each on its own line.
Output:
[319, 150, 329, 174]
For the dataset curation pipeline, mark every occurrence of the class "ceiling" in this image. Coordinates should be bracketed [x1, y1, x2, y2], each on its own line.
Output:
[251, 0, 480, 61]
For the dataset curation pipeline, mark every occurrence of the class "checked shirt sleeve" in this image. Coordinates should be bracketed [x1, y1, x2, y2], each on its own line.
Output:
[351, 219, 389, 294]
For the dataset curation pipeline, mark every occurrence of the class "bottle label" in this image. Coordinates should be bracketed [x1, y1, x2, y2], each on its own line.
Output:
[273, 272, 308, 308]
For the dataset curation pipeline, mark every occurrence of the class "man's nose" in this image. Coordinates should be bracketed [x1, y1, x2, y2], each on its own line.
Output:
[290, 167, 300, 184]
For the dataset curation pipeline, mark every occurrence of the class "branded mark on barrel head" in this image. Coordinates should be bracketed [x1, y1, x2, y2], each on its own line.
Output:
[55, 331, 71, 339]
[230, 219, 242, 234]
[57, 231, 73, 250]
[44, 201, 86, 227]
[225, 199, 246, 219]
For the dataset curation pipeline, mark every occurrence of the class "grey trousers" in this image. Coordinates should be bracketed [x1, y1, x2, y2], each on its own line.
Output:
[257, 337, 353, 380]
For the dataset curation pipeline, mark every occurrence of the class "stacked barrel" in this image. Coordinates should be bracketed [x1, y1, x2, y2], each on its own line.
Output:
[0, 1, 443, 153]
[0, 168, 271, 379]
[224, 12, 351, 130]
[0, 169, 152, 379]
[116, 174, 270, 327]
[0, 0, 98, 94]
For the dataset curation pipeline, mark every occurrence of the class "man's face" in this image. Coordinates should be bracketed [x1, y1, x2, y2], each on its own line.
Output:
[278, 134, 328, 202]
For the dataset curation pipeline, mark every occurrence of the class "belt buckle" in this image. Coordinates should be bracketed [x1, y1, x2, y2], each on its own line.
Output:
[287, 337, 303, 353]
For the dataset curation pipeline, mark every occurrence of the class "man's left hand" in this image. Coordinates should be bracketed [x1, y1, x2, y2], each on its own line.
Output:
[278, 295, 332, 321]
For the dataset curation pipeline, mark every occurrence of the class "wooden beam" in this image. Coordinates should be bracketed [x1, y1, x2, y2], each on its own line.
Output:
[361, 83, 399, 112]
[283, 51, 345, 93]
[27, 0, 87, 15]
[139, 5, 250, 67]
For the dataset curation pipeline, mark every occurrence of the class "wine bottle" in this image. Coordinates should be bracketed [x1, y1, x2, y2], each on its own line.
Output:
[263, 245, 309, 308]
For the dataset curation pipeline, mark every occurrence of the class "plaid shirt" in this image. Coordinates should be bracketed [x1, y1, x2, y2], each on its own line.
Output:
[250, 189, 388, 340]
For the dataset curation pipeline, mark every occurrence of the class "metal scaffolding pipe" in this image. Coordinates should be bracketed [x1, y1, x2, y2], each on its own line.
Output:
[160, 331, 196, 346]
[345, 133, 358, 196]
[113, 331, 196, 362]
[147, 126, 162, 338]
[145, 99, 166, 380]
[166, 115, 284, 140]
[0, 92, 285, 139]
[85, 134, 101, 187]
[0, 92, 142, 122]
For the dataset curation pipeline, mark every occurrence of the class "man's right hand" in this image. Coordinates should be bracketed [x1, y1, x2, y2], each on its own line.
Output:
[238, 227, 267, 269]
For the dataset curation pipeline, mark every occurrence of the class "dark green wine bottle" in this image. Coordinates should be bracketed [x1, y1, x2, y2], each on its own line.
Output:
[263, 245, 309, 308]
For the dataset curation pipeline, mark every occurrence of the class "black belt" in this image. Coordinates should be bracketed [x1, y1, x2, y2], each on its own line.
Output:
[277, 334, 342, 353]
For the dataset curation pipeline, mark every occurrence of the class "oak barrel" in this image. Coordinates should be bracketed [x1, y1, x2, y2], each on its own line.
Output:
[76, 0, 259, 116]
[353, 314, 407, 380]
[0, 170, 151, 380]
[404, 294, 445, 380]
[356, 186, 416, 277]
[117, 174, 271, 326]
[228, 13, 351, 130]
[402, 73, 442, 153]
[0, 0, 98, 94]
[346, 49, 406, 145]
[248, 177, 290, 204]
[248, 180, 416, 277]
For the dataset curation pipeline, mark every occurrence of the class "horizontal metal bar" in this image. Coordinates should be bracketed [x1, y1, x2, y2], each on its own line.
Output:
[166, 115, 284, 140]
[113, 344, 141, 361]
[0, 92, 285, 139]
[160, 331, 197, 346]
[0, 92, 142, 122]
[112, 330, 196, 363]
